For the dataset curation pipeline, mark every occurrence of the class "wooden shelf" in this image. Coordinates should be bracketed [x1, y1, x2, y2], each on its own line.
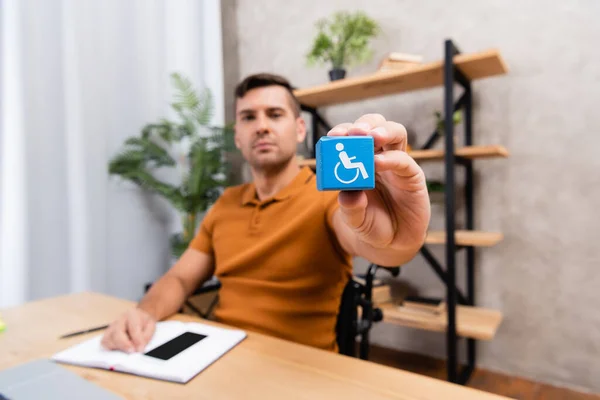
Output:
[378, 302, 503, 341]
[425, 230, 503, 247]
[294, 49, 508, 107]
[298, 145, 509, 168]
[409, 145, 509, 162]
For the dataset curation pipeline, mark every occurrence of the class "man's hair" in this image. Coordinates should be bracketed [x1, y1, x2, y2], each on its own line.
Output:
[234, 73, 301, 117]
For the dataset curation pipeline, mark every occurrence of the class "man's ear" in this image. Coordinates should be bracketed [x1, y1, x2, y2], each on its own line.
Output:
[295, 117, 307, 143]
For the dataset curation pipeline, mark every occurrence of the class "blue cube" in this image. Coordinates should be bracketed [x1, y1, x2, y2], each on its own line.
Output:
[316, 136, 375, 191]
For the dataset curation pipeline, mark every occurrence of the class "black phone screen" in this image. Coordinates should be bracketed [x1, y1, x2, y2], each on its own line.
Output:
[144, 331, 207, 360]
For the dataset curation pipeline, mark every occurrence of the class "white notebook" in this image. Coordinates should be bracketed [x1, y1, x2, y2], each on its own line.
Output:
[51, 320, 246, 383]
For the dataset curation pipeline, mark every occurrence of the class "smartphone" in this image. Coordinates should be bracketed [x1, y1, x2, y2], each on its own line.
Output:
[144, 331, 207, 361]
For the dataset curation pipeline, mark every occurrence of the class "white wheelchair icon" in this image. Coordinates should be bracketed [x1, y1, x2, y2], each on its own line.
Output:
[334, 143, 369, 184]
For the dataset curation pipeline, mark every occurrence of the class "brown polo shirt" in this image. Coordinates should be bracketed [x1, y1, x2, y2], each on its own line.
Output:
[189, 167, 352, 351]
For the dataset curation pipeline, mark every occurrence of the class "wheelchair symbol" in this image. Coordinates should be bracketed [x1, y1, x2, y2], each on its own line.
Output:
[333, 143, 369, 184]
[334, 162, 360, 183]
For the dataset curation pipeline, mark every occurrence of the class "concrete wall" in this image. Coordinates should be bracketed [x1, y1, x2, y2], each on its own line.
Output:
[223, 0, 600, 393]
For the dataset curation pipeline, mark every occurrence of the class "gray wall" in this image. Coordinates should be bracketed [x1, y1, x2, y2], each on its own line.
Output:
[224, 0, 600, 393]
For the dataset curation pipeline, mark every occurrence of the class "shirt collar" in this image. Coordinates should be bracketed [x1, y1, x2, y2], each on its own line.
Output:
[242, 167, 314, 206]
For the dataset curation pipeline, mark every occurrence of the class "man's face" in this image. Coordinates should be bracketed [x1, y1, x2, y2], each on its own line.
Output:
[234, 86, 306, 171]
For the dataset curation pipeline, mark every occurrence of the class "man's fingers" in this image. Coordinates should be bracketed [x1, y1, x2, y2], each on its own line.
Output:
[101, 318, 128, 351]
[327, 117, 407, 152]
[327, 123, 353, 136]
[337, 191, 369, 233]
[350, 113, 386, 133]
[140, 317, 156, 351]
[113, 329, 135, 353]
[102, 317, 135, 353]
[375, 151, 426, 191]
[370, 121, 407, 152]
[100, 330, 114, 350]
[99, 311, 153, 353]
[126, 312, 144, 352]
[329, 114, 387, 137]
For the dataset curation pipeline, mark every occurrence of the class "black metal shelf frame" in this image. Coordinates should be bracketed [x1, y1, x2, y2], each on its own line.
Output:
[300, 39, 478, 385]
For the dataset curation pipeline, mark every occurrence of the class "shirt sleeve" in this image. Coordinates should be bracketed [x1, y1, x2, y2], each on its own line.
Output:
[189, 203, 218, 255]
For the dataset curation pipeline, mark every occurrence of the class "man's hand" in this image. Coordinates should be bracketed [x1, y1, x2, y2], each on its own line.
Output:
[330, 114, 431, 266]
[100, 308, 156, 353]
[99, 250, 214, 353]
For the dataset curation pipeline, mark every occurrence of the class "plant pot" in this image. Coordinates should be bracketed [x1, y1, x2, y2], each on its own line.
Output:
[329, 68, 346, 81]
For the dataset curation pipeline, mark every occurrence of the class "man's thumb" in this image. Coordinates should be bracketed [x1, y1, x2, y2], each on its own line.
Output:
[337, 191, 368, 231]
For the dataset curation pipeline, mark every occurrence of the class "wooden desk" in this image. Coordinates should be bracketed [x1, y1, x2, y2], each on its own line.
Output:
[0, 292, 511, 399]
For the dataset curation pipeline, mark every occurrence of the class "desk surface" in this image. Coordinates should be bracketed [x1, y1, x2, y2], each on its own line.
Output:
[0, 292, 510, 400]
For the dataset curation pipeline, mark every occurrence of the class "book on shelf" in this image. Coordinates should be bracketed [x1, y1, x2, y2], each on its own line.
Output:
[378, 52, 424, 72]
[399, 296, 446, 315]
[371, 285, 392, 305]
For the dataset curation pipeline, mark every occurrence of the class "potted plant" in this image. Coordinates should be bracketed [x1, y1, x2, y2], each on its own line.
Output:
[108, 72, 235, 259]
[306, 11, 380, 81]
[434, 109, 463, 147]
[426, 180, 445, 203]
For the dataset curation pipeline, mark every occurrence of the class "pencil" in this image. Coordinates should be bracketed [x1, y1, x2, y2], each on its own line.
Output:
[59, 324, 109, 339]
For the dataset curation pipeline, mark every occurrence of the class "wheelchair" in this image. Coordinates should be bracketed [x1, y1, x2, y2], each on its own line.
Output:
[145, 263, 399, 360]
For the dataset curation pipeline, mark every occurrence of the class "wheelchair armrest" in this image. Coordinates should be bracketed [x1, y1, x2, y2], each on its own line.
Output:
[191, 276, 221, 296]
[361, 264, 401, 281]
[185, 277, 221, 319]
[380, 266, 400, 277]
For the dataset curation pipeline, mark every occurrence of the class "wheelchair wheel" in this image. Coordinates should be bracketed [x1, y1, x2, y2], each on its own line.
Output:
[334, 162, 360, 184]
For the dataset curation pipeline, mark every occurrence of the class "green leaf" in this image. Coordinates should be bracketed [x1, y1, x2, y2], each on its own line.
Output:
[109, 72, 235, 255]
[306, 11, 380, 69]
[135, 171, 187, 211]
[427, 181, 445, 193]
[170, 72, 214, 132]
[193, 89, 213, 126]
[307, 32, 334, 66]
[142, 121, 176, 143]
[123, 137, 175, 167]
[434, 110, 463, 135]
[108, 149, 146, 175]
[171, 73, 200, 112]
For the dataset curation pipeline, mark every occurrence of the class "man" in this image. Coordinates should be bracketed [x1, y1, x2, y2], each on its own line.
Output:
[101, 73, 430, 353]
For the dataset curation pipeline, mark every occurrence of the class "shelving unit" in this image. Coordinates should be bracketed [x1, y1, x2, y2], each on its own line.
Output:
[295, 49, 507, 108]
[407, 145, 509, 162]
[425, 231, 504, 247]
[377, 302, 503, 341]
[298, 144, 509, 168]
[293, 40, 508, 385]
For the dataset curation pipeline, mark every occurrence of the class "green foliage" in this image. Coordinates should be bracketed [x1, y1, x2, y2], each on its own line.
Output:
[434, 110, 463, 136]
[108, 72, 235, 258]
[426, 110, 464, 199]
[426, 180, 445, 194]
[307, 11, 380, 70]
